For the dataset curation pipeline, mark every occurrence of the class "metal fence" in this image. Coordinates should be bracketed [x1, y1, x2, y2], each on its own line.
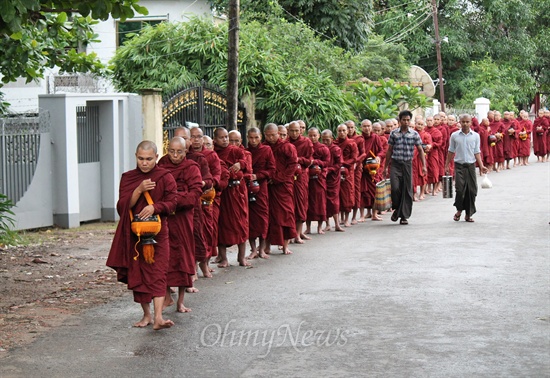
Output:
[77, 105, 100, 163]
[0, 110, 50, 204]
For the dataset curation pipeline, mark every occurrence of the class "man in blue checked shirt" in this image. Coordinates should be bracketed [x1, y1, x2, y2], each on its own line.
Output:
[383, 110, 427, 225]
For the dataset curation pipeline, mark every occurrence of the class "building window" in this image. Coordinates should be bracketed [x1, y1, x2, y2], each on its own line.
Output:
[117, 18, 166, 47]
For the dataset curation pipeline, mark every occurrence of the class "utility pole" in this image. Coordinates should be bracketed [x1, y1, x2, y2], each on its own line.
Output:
[432, 0, 445, 112]
[227, 0, 239, 130]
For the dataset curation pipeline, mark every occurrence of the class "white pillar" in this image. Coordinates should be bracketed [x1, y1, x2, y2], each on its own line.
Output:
[433, 99, 440, 115]
[474, 97, 491, 121]
[141, 89, 163, 153]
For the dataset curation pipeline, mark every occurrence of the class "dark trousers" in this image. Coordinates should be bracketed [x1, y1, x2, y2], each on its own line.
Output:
[454, 163, 478, 216]
[390, 159, 413, 219]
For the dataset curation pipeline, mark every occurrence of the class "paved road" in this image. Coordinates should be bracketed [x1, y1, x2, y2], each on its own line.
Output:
[2, 159, 549, 377]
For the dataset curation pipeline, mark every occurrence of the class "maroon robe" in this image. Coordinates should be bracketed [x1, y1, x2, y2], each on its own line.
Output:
[307, 142, 330, 221]
[107, 165, 177, 303]
[425, 126, 442, 184]
[517, 118, 532, 157]
[247, 143, 275, 239]
[413, 130, 432, 188]
[361, 133, 384, 208]
[351, 134, 366, 209]
[378, 135, 389, 172]
[478, 125, 494, 166]
[266, 139, 298, 245]
[335, 137, 358, 212]
[158, 156, 202, 287]
[491, 120, 505, 163]
[215, 144, 249, 246]
[325, 143, 342, 218]
[201, 148, 223, 258]
[502, 118, 518, 160]
[436, 124, 449, 179]
[289, 136, 314, 222]
[533, 116, 548, 157]
[546, 116, 550, 152]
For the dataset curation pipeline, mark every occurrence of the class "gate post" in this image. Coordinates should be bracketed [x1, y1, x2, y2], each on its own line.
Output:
[141, 89, 163, 151]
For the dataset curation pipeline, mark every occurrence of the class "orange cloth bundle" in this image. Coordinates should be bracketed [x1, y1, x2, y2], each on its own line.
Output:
[129, 191, 161, 264]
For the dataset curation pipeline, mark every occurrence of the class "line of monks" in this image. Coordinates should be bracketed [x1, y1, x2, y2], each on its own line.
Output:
[109, 109, 549, 328]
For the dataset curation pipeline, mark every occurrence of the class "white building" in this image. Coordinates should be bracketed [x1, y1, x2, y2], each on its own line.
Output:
[2, 0, 214, 113]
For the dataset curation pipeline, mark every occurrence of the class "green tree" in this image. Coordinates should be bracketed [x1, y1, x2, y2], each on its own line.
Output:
[0, 0, 148, 113]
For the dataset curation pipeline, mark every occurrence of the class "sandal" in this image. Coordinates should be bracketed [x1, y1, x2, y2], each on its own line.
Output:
[453, 212, 461, 222]
[465, 216, 474, 223]
[391, 211, 399, 222]
[399, 219, 408, 225]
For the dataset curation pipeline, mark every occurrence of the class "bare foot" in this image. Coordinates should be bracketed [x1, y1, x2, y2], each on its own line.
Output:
[419, 195, 425, 200]
[133, 316, 152, 328]
[199, 262, 212, 278]
[304, 229, 311, 234]
[300, 234, 311, 240]
[344, 222, 351, 227]
[335, 227, 345, 232]
[372, 216, 383, 221]
[294, 238, 305, 244]
[247, 251, 259, 259]
[351, 219, 358, 225]
[282, 248, 293, 255]
[317, 228, 325, 235]
[153, 319, 174, 330]
[177, 305, 192, 313]
[163, 298, 174, 310]
[239, 259, 252, 267]
[259, 251, 270, 259]
[358, 217, 365, 223]
[217, 260, 229, 268]
[186, 287, 199, 293]
[324, 226, 331, 231]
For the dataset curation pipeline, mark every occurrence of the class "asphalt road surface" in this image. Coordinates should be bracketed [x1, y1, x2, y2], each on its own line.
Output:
[2, 159, 549, 377]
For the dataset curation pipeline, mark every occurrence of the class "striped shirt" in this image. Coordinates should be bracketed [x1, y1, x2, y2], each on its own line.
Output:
[388, 127, 422, 162]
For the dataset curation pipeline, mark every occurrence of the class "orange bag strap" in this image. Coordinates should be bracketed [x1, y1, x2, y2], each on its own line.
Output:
[369, 150, 376, 159]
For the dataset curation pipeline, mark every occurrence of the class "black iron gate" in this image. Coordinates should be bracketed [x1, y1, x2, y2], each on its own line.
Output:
[162, 80, 246, 142]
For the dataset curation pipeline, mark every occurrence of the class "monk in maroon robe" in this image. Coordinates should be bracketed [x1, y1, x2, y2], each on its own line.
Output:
[246, 127, 275, 259]
[373, 123, 389, 175]
[413, 120, 432, 200]
[545, 110, 550, 162]
[335, 124, 358, 227]
[478, 118, 494, 172]
[434, 113, 449, 194]
[533, 109, 548, 162]
[158, 137, 202, 312]
[491, 111, 505, 171]
[213, 128, 250, 267]
[264, 123, 298, 255]
[107, 141, 177, 330]
[288, 121, 314, 243]
[502, 111, 518, 169]
[425, 116, 442, 195]
[305, 127, 330, 234]
[360, 120, 385, 220]
[321, 130, 344, 232]
[515, 110, 532, 166]
[346, 120, 366, 223]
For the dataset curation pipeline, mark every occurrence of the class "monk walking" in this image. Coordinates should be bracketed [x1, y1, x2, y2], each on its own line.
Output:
[246, 127, 275, 259]
[346, 120, 366, 223]
[320, 130, 344, 232]
[107, 141, 177, 330]
[213, 128, 251, 267]
[158, 137, 203, 312]
[360, 119, 384, 220]
[425, 116, 442, 196]
[305, 127, 330, 234]
[263, 123, 298, 255]
[335, 124, 358, 227]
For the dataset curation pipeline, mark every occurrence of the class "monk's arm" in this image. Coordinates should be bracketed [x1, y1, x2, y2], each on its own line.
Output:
[153, 175, 178, 215]
[177, 166, 203, 209]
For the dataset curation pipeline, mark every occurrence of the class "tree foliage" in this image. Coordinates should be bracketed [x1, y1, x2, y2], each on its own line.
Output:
[0, 0, 147, 87]
[109, 16, 409, 129]
[373, 0, 547, 109]
[208, 0, 373, 51]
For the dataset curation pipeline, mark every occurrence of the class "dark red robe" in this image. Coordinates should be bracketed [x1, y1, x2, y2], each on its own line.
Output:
[325, 143, 342, 218]
[351, 134, 366, 209]
[413, 130, 432, 188]
[247, 143, 275, 239]
[289, 136, 314, 222]
[106, 165, 177, 303]
[201, 148, 223, 258]
[335, 137, 358, 212]
[517, 118, 533, 157]
[215, 145, 249, 246]
[533, 116, 548, 157]
[546, 116, 550, 152]
[502, 118, 518, 160]
[158, 156, 202, 288]
[361, 133, 384, 208]
[307, 142, 330, 221]
[425, 126, 442, 184]
[436, 124, 449, 179]
[266, 139, 298, 245]
[491, 120, 505, 163]
[477, 125, 494, 166]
